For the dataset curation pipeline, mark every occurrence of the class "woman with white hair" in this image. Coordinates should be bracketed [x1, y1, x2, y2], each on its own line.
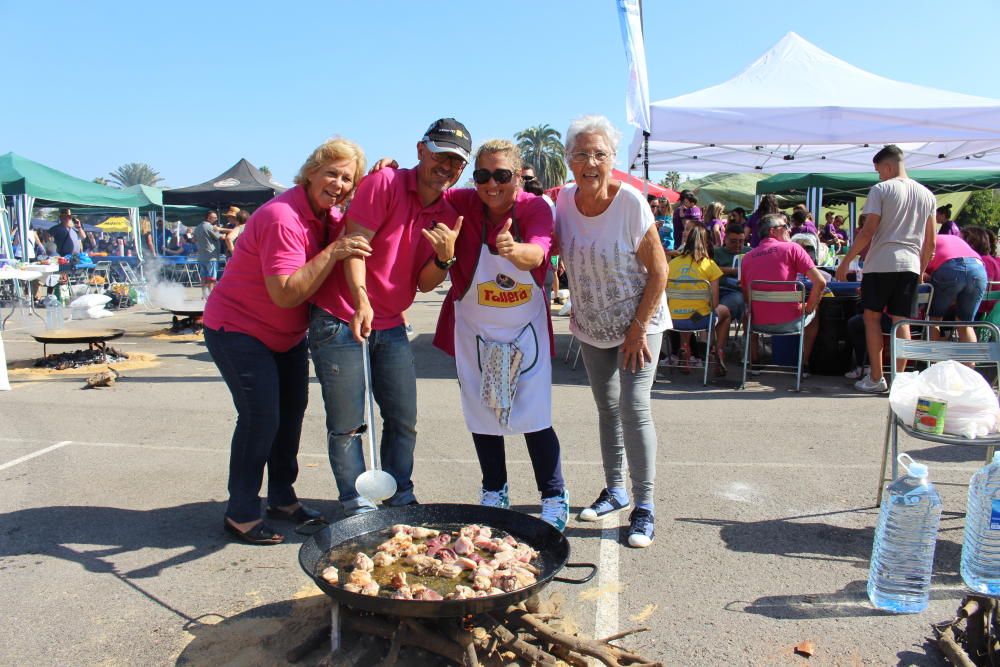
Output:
[555, 115, 670, 548]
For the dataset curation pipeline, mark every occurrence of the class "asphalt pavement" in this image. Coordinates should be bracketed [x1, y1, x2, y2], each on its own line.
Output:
[0, 288, 975, 665]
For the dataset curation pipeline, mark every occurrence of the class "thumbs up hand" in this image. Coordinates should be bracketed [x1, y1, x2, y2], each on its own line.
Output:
[495, 218, 515, 257]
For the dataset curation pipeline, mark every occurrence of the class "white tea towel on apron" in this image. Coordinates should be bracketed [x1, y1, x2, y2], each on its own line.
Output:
[454, 217, 552, 435]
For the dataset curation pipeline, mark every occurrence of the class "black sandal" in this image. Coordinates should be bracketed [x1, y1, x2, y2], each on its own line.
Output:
[265, 504, 328, 527]
[224, 519, 285, 545]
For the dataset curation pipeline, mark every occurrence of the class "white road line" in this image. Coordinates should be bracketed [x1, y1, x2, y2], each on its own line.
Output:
[0, 438, 986, 473]
[593, 514, 620, 642]
[0, 440, 72, 471]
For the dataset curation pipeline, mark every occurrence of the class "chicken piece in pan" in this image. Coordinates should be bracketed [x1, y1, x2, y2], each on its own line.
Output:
[447, 585, 477, 600]
[390, 571, 408, 590]
[353, 552, 374, 572]
[372, 551, 396, 568]
[348, 569, 373, 587]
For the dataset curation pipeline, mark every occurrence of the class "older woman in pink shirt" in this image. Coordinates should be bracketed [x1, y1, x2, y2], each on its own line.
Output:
[204, 138, 371, 545]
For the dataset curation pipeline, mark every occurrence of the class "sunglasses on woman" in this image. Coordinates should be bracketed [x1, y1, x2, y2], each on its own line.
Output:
[472, 168, 514, 185]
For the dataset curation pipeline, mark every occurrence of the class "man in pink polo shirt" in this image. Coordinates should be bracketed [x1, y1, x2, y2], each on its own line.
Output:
[309, 118, 472, 515]
[740, 213, 827, 373]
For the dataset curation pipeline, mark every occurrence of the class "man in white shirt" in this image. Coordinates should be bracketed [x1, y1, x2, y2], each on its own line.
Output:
[835, 145, 936, 393]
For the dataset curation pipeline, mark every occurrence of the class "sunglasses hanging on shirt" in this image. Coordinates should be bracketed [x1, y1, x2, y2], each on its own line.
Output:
[472, 168, 514, 185]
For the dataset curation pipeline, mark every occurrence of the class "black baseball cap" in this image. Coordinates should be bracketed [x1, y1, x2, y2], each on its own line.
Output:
[421, 118, 472, 163]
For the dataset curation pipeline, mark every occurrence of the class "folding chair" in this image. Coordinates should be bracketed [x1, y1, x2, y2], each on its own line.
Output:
[660, 278, 718, 386]
[740, 280, 808, 392]
[875, 319, 1000, 505]
[976, 282, 1000, 342]
[119, 262, 150, 308]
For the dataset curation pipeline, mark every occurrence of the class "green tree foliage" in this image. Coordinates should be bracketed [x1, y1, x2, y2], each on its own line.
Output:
[957, 190, 1000, 232]
[108, 163, 164, 188]
[515, 124, 567, 189]
[259, 165, 272, 177]
[659, 171, 681, 191]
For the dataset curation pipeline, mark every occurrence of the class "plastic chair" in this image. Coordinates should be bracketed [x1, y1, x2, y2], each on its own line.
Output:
[875, 319, 1000, 505]
[660, 278, 718, 386]
[740, 280, 808, 392]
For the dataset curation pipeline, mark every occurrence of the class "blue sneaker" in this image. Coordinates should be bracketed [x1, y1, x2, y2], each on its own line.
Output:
[578, 488, 630, 522]
[627, 508, 655, 548]
[540, 490, 569, 532]
[480, 483, 510, 509]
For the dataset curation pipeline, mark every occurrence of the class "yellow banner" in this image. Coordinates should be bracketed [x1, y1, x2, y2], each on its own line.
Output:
[477, 279, 533, 308]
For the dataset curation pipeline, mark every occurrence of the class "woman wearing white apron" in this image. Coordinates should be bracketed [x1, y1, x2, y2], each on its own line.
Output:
[432, 139, 569, 531]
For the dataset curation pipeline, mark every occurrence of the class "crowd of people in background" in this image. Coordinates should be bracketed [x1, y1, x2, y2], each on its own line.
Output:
[8, 113, 996, 556]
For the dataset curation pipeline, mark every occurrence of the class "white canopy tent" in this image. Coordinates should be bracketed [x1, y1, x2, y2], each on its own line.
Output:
[627, 32, 1000, 175]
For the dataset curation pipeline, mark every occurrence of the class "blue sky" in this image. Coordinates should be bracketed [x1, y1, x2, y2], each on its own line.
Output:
[3, 0, 997, 188]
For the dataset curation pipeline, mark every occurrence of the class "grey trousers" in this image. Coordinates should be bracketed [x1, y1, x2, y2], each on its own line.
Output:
[579, 333, 662, 507]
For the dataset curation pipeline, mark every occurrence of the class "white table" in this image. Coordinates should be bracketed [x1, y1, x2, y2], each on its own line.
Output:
[0, 268, 43, 330]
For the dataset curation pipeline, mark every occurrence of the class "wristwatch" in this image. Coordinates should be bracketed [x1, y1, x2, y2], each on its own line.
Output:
[434, 255, 457, 270]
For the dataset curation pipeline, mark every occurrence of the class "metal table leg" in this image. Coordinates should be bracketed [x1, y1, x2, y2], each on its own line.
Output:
[330, 601, 341, 654]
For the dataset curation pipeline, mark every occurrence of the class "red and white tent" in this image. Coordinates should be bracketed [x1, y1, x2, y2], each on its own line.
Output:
[612, 169, 679, 201]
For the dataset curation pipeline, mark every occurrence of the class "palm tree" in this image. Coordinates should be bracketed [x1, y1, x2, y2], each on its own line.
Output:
[515, 124, 567, 189]
[659, 171, 681, 191]
[108, 163, 164, 188]
[259, 165, 272, 177]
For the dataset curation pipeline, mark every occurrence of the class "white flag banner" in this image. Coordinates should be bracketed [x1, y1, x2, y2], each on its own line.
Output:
[617, 0, 651, 133]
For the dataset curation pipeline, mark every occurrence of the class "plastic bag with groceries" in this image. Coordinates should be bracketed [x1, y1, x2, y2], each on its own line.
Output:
[889, 360, 1000, 439]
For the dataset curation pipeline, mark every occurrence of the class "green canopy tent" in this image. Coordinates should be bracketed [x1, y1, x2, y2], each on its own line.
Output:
[0, 182, 11, 260]
[757, 170, 1000, 203]
[121, 185, 209, 253]
[679, 173, 781, 211]
[0, 152, 149, 261]
[80, 185, 212, 254]
[756, 169, 1000, 242]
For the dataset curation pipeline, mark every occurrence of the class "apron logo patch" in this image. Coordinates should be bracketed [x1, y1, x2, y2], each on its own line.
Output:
[477, 276, 532, 308]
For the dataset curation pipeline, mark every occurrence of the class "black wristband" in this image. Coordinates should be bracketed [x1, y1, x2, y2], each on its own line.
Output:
[434, 256, 456, 270]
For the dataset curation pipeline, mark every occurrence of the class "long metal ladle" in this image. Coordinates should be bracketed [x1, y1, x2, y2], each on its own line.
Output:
[355, 337, 398, 502]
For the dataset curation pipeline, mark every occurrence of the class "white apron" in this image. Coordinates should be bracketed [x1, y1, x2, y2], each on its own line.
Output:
[454, 218, 552, 436]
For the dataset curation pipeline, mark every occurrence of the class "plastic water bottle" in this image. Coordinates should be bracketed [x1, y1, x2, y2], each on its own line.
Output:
[960, 452, 1000, 594]
[43, 296, 64, 330]
[867, 454, 942, 613]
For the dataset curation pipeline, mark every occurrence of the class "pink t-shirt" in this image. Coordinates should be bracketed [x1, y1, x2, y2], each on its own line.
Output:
[311, 167, 454, 330]
[926, 233, 980, 274]
[204, 185, 342, 352]
[433, 190, 555, 357]
[740, 238, 816, 325]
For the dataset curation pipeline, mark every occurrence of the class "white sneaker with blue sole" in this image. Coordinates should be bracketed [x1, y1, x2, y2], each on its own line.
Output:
[540, 490, 569, 532]
[480, 483, 510, 509]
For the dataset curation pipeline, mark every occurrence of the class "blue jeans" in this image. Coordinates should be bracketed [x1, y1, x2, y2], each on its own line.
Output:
[308, 310, 418, 513]
[720, 287, 745, 321]
[204, 327, 308, 523]
[930, 257, 988, 320]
